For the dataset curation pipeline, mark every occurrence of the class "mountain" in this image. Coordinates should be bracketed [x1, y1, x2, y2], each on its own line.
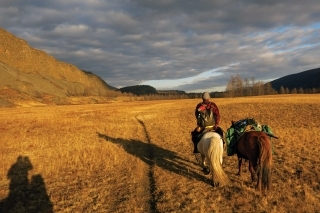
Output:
[118, 85, 187, 96]
[270, 67, 320, 91]
[119, 85, 157, 95]
[81, 70, 118, 91]
[0, 28, 116, 107]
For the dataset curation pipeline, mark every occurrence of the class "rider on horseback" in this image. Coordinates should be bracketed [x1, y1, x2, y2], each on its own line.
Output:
[192, 92, 221, 153]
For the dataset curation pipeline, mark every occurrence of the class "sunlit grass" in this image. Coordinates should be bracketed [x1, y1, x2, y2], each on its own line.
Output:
[0, 95, 319, 212]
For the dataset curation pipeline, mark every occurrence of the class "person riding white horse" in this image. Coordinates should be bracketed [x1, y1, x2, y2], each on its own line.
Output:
[193, 92, 221, 153]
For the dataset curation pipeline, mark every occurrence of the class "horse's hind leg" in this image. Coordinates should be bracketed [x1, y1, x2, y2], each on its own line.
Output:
[200, 154, 206, 167]
[256, 170, 262, 191]
[201, 154, 210, 175]
[249, 161, 257, 182]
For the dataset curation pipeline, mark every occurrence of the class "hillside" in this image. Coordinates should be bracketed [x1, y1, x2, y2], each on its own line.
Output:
[270, 67, 320, 91]
[0, 28, 116, 107]
[157, 90, 186, 95]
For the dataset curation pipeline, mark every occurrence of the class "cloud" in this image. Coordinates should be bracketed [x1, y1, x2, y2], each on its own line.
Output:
[1, 0, 320, 92]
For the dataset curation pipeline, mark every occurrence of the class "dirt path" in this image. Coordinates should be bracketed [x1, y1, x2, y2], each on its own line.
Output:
[135, 116, 157, 212]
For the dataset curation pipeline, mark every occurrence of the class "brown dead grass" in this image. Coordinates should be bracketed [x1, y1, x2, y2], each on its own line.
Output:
[0, 94, 320, 212]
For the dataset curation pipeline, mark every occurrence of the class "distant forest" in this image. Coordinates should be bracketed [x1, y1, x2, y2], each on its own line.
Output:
[103, 70, 320, 102]
[114, 74, 319, 101]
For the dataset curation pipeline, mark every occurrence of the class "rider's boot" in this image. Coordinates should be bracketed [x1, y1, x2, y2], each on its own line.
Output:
[193, 142, 199, 153]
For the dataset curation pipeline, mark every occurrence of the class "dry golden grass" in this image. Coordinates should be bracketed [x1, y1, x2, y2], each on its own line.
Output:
[0, 94, 320, 212]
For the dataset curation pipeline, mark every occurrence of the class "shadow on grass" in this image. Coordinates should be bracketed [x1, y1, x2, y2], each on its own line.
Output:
[0, 156, 53, 213]
[97, 132, 209, 184]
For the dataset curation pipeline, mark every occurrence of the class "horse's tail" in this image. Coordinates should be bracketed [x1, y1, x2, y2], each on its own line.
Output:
[208, 136, 230, 186]
[257, 135, 272, 193]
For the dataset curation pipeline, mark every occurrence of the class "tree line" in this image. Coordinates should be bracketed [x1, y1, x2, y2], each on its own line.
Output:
[224, 74, 277, 97]
[224, 74, 320, 98]
[90, 74, 320, 101]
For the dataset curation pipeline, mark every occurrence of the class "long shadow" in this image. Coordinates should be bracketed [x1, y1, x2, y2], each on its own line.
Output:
[97, 132, 208, 183]
[0, 156, 53, 213]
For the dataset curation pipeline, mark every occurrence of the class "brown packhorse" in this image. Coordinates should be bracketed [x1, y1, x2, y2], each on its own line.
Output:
[236, 130, 272, 195]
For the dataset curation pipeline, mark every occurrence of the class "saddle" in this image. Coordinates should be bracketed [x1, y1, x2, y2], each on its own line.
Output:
[191, 126, 224, 146]
[226, 118, 278, 156]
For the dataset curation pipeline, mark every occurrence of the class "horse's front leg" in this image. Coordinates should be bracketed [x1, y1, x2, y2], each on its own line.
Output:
[237, 157, 243, 176]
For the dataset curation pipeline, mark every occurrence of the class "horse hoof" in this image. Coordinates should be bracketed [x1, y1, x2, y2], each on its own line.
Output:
[202, 168, 210, 175]
[212, 182, 220, 187]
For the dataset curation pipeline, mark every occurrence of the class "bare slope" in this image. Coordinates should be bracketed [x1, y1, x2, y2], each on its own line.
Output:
[0, 28, 114, 106]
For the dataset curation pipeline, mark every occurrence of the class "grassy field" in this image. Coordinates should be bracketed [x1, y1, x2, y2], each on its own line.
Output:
[0, 94, 319, 212]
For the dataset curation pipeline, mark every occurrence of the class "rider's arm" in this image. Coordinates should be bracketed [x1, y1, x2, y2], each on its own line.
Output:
[211, 102, 220, 125]
[195, 103, 201, 118]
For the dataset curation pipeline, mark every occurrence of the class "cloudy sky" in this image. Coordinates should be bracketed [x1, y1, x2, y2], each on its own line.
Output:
[1, 0, 320, 92]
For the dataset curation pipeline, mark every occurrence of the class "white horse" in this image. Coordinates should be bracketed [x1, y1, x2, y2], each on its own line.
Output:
[197, 131, 230, 186]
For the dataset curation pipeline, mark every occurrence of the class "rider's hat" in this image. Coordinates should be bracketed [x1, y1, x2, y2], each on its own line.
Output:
[202, 92, 210, 100]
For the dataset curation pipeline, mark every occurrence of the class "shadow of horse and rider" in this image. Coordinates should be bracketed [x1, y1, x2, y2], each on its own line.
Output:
[0, 156, 53, 213]
[98, 117, 277, 194]
[97, 132, 211, 184]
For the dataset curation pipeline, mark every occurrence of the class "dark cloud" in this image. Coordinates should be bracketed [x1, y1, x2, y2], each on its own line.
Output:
[1, 0, 320, 92]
